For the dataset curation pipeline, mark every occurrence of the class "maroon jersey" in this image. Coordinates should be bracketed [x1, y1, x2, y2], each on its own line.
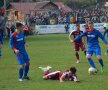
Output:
[71, 30, 83, 43]
[84, 24, 89, 31]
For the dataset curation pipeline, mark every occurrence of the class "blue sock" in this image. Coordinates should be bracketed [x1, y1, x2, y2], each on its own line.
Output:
[98, 59, 104, 67]
[106, 49, 108, 54]
[88, 58, 96, 68]
[24, 65, 29, 77]
[19, 68, 23, 79]
[0, 49, 2, 56]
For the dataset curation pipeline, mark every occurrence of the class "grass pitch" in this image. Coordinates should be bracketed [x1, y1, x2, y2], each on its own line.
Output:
[0, 34, 108, 90]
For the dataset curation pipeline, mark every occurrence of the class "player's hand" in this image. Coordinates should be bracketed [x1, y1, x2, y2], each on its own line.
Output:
[70, 39, 74, 43]
[14, 49, 19, 54]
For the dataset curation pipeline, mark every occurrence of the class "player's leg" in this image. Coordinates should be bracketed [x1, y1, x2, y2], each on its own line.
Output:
[15, 53, 25, 81]
[43, 71, 61, 80]
[80, 43, 86, 55]
[23, 61, 30, 80]
[75, 51, 80, 63]
[74, 44, 80, 63]
[86, 48, 96, 68]
[23, 52, 30, 80]
[0, 44, 2, 56]
[105, 48, 108, 55]
[95, 48, 104, 72]
[39, 66, 52, 75]
[19, 64, 24, 81]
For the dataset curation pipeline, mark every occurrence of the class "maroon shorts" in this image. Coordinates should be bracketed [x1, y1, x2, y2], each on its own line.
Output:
[46, 71, 63, 80]
[74, 42, 85, 51]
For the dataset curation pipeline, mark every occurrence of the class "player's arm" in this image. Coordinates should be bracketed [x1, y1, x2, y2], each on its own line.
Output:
[74, 32, 86, 42]
[9, 35, 19, 54]
[69, 31, 74, 43]
[97, 30, 107, 44]
[60, 73, 66, 82]
[103, 29, 108, 38]
[72, 75, 80, 83]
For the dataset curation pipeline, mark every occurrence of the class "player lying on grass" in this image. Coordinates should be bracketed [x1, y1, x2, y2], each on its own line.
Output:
[71, 21, 108, 73]
[10, 22, 30, 81]
[69, 23, 86, 63]
[39, 66, 79, 83]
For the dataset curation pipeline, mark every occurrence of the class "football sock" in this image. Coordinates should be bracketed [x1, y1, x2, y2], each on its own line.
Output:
[19, 68, 23, 79]
[98, 59, 104, 67]
[75, 52, 79, 60]
[88, 58, 96, 68]
[84, 51, 86, 55]
[24, 65, 29, 77]
[0, 49, 2, 56]
[106, 49, 108, 54]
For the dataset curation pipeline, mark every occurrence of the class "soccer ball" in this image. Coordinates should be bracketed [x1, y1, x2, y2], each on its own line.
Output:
[88, 67, 96, 75]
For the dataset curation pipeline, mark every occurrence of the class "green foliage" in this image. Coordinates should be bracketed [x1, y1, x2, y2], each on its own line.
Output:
[0, 34, 108, 90]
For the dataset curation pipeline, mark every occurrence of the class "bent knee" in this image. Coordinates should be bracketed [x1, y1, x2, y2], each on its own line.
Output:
[96, 55, 101, 59]
[86, 54, 91, 58]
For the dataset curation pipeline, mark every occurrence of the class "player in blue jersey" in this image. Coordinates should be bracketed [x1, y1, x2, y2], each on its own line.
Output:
[0, 31, 3, 56]
[10, 22, 30, 81]
[71, 21, 108, 73]
[104, 28, 108, 55]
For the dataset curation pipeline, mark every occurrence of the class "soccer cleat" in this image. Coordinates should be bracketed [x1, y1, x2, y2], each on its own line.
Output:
[100, 67, 104, 73]
[76, 60, 80, 64]
[46, 66, 52, 70]
[23, 76, 30, 80]
[38, 66, 52, 71]
[19, 78, 23, 82]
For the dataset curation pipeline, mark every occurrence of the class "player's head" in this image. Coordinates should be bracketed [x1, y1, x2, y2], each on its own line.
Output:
[76, 23, 80, 31]
[85, 19, 89, 24]
[70, 67, 77, 74]
[88, 21, 94, 31]
[16, 22, 24, 30]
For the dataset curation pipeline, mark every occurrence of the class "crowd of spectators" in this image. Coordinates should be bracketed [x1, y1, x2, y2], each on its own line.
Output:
[28, 5, 108, 25]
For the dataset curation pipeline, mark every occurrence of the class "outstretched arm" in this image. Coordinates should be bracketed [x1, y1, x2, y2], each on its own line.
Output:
[74, 32, 86, 42]
[98, 30, 107, 44]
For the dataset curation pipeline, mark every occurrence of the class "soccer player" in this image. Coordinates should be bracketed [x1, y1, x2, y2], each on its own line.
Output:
[72, 21, 108, 72]
[104, 28, 108, 55]
[84, 20, 89, 31]
[39, 66, 79, 83]
[10, 22, 30, 81]
[0, 31, 3, 56]
[69, 23, 86, 63]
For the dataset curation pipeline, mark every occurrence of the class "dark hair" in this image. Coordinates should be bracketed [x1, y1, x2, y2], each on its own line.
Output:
[70, 67, 77, 74]
[76, 23, 80, 26]
[16, 22, 23, 28]
[88, 21, 94, 24]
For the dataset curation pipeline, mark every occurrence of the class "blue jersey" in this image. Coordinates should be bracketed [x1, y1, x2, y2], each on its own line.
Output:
[0, 33, 3, 44]
[74, 29, 107, 48]
[10, 31, 26, 52]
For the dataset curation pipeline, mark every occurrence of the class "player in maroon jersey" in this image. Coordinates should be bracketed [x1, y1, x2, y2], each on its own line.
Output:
[39, 66, 79, 82]
[69, 23, 86, 63]
[84, 20, 89, 31]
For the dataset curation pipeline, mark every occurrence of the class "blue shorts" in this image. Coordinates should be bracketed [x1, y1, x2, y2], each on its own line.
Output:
[15, 51, 30, 65]
[86, 47, 101, 56]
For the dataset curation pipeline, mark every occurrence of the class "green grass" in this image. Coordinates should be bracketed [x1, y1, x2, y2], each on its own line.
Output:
[0, 34, 108, 90]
